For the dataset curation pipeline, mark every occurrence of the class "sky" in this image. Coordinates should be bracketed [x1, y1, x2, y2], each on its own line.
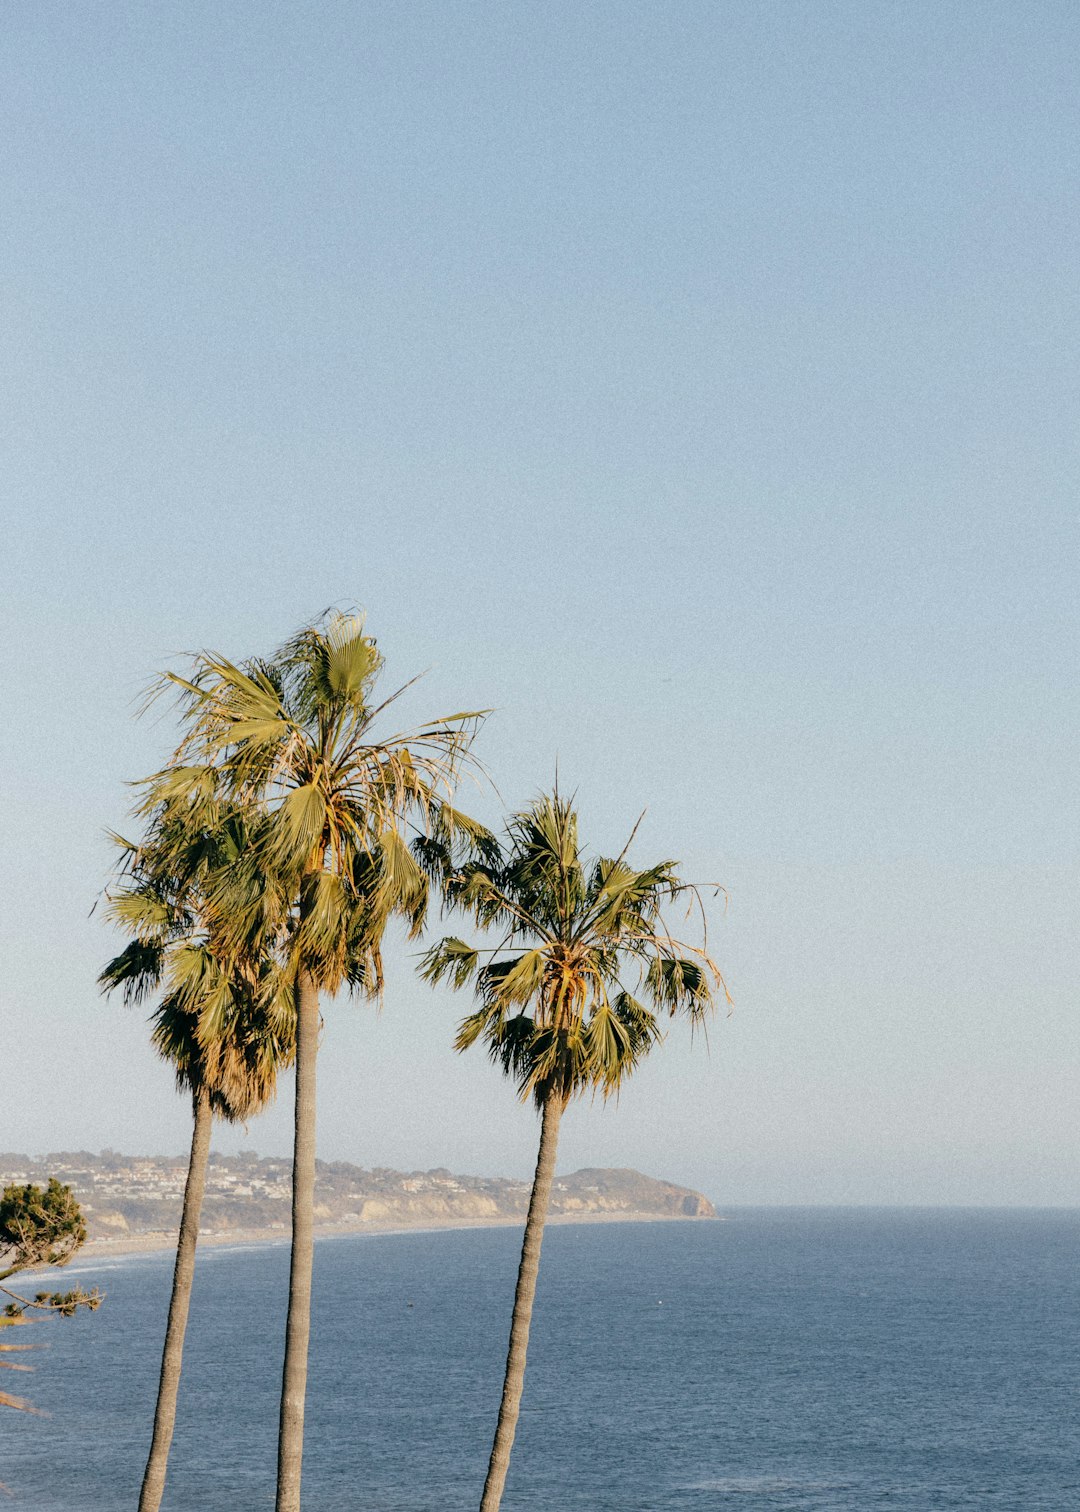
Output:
[2, 1, 1078, 1205]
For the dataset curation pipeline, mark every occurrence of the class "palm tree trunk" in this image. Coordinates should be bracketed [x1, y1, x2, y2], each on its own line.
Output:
[275, 968, 320, 1512]
[137, 1082, 213, 1512]
[479, 1090, 565, 1512]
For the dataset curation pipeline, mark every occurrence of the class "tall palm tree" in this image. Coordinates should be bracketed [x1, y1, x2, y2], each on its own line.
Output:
[421, 792, 729, 1512]
[100, 807, 293, 1512]
[147, 610, 484, 1512]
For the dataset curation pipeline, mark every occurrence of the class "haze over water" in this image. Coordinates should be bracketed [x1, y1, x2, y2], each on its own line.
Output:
[6, 1212, 1078, 1510]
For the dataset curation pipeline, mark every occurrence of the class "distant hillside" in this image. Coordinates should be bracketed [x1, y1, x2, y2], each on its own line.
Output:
[0, 1151, 715, 1240]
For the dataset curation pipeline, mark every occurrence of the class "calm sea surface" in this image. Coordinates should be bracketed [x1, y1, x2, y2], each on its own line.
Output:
[2, 1210, 1078, 1510]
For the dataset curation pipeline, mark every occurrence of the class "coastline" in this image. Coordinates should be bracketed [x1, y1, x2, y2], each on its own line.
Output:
[81, 1208, 718, 1262]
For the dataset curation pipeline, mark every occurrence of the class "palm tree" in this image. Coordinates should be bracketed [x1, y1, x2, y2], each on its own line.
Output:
[100, 807, 292, 1512]
[147, 610, 484, 1512]
[421, 792, 729, 1512]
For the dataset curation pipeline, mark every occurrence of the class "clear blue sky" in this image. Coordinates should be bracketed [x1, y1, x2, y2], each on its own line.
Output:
[3, 2, 1077, 1203]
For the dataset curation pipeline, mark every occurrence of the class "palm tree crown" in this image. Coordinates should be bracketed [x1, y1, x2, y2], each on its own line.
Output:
[100, 804, 293, 1122]
[423, 792, 730, 1104]
[149, 610, 486, 978]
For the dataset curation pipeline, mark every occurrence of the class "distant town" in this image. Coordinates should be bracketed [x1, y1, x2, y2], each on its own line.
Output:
[0, 1150, 716, 1242]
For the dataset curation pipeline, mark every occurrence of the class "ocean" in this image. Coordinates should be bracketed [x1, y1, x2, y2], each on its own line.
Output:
[2, 1209, 1078, 1510]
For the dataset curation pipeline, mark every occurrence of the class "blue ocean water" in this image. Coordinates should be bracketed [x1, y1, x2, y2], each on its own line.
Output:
[2, 1210, 1077, 1510]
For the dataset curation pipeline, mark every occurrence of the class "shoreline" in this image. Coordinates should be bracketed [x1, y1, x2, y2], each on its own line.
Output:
[81, 1209, 717, 1261]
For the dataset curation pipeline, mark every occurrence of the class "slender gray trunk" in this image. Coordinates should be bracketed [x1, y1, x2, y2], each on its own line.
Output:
[137, 1082, 213, 1512]
[479, 1091, 565, 1512]
[275, 968, 320, 1512]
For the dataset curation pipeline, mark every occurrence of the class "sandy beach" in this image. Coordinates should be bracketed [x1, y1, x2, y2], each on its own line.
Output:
[80, 1208, 714, 1262]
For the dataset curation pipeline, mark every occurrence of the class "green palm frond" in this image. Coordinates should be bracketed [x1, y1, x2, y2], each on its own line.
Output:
[453, 1000, 508, 1053]
[645, 954, 715, 1016]
[264, 783, 328, 876]
[423, 790, 726, 1108]
[97, 938, 166, 1005]
[136, 764, 219, 812]
[611, 990, 664, 1052]
[150, 991, 204, 1085]
[433, 802, 497, 851]
[411, 833, 453, 886]
[294, 869, 352, 979]
[411, 804, 498, 887]
[106, 889, 174, 942]
[581, 999, 632, 1089]
[283, 613, 382, 713]
[584, 858, 677, 938]
[478, 950, 548, 1008]
[374, 828, 429, 938]
[420, 938, 481, 991]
